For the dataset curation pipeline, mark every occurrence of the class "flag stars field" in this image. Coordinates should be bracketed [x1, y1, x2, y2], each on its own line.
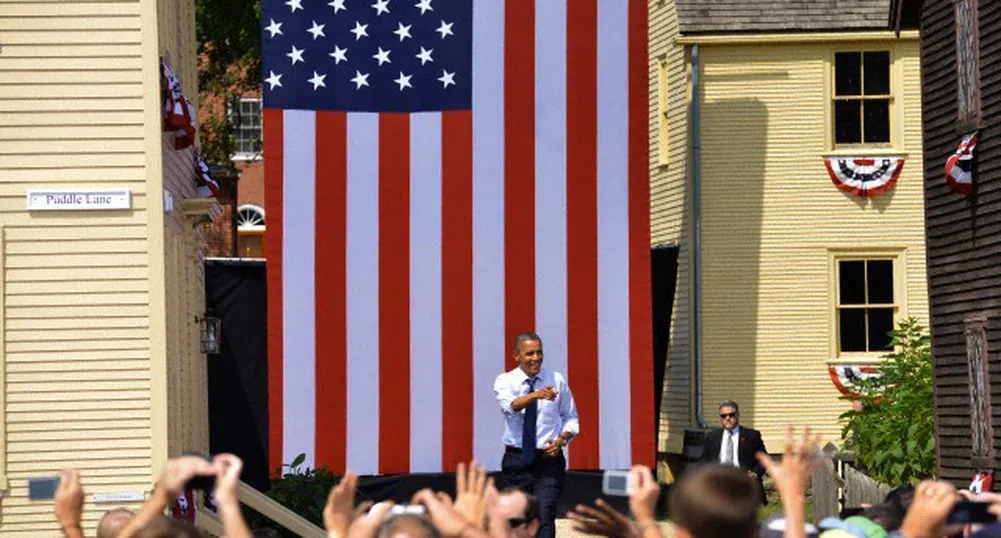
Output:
[262, 0, 470, 110]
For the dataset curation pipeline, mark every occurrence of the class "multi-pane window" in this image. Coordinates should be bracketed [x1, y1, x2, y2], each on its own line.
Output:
[965, 317, 992, 459]
[836, 259, 896, 354]
[228, 97, 263, 158]
[955, 0, 981, 127]
[833, 51, 892, 146]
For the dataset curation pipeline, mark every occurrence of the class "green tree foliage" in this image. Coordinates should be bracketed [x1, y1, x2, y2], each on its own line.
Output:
[196, 0, 261, 163]
[839, 317, 936, 486]
[242, 453, 340, 537]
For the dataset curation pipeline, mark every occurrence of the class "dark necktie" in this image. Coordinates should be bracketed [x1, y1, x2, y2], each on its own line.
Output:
[522, 377, 538, 465]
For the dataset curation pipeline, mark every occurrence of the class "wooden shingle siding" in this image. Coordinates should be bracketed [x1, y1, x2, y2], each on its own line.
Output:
[675, 0, 892, 34]
[915, 0, 1001, 483]
[649, 0, 692, 453]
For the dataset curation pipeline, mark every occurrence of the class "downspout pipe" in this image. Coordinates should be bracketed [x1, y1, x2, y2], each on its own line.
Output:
[690, 44, 706, 429]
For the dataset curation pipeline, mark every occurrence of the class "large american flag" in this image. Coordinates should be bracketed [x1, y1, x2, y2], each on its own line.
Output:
[261, 0, 653, 475]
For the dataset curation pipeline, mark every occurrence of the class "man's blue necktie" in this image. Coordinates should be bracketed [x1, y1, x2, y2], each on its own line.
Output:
[522, 377, 538, 465]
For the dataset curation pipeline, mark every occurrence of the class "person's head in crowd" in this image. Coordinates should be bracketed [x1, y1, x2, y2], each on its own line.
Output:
[376, 513, 442, 538]
[669, 465, 759, 538]
[884, 485, 915, 513]
[718, 400, 740, 432]
[251, 528, 283, 538]
[860, 502, 906, 532]
[496, 487, 541, 538]
[132, 515, 204, 538]
[512, 332, 544, 378]
[96, 507, 136, 538]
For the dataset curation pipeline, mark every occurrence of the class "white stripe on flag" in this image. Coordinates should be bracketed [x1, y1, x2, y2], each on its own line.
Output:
[534, 0, 569, 385]
[597, 0, 632, 470]
[346, 113, 381, 474]
[282, 110, 317, 468]
[471, 0, 507, 471]
[410, 112, 444, 473]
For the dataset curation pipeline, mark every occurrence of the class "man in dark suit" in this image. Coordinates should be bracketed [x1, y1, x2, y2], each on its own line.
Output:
[700, 400, 768, 504]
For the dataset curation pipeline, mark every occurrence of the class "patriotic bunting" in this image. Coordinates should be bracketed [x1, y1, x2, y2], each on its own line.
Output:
[161, 60, 197, 150]
[828, 365, 880, 397]
[825, 157, 904, 197]
[945, 132, 978, 195]
[194, 152, 221, 198]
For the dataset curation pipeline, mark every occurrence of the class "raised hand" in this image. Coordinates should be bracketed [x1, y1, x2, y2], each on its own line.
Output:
[325, 472, 360, 538]
[54, 469, 84, 538]
[898, 481, 959, 538]
[346, 501, 396, 538]
[628, 465, 660, 527]
[755, 426, 822, 538]
[413, 488, 486, 538]
[567, 499, 638, 538]
[453, 461, 489, 529]
[158, 455, 216, 499]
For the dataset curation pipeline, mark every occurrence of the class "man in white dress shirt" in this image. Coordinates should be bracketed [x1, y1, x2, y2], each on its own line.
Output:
[494, 332, 579, 538]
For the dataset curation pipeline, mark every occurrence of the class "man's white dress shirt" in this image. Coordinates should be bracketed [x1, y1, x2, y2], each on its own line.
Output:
[494, 366, 580, 449]
[719, 426, 741, 467]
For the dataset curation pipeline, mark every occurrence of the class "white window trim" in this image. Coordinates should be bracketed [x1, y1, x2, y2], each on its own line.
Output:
[237, 204, 266, 233]
[230, 97, 263, 161]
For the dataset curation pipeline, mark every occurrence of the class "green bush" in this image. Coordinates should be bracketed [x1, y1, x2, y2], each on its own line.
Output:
[242, 453, 340, 537]
[839, 317, 936, 485]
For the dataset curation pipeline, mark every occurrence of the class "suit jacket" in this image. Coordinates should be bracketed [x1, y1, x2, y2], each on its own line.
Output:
[700, 426, 768, 503]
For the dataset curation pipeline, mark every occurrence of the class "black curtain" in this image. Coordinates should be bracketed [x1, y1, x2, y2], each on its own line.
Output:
[206, 259, 270, 492]
[651, 245, 679, 443]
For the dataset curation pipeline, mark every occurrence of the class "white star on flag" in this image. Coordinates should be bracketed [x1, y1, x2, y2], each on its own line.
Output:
[285, 0, 302, 12]
[265, 71, 283, 90]
[373, 47, 392, 65]
[394, 72, 413, 90]
[329, 45, 348, 64]
[436, 21, 453, 39]
[307, 21, 326, 39]
[350, 21, 369, 40]
[328, 0, 346, 12]
[308, 71, 327, 90]
[437, 69, 455, 88]
[415, 46, 433, 65]
[265, 18, 283, 38]
[415, 0, 432, 15]
[371, 0, 390, 16]
[351, 70, 370, 89]
[287, 45, 305, 64]
[393, 22, 412, 41]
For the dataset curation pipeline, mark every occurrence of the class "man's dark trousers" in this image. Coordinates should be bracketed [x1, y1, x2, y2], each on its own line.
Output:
[501, 448, 565, 538]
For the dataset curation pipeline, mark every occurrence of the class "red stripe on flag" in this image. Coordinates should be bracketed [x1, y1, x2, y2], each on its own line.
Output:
[567, 0, 600, 470]
[441, 111, 474, 471]
[315, 112, 348, 473]
[504, 0, 535, 368]
[628, 0, 655, 467]
[379, 113, 411, 474]
[264, 108, 285, 476]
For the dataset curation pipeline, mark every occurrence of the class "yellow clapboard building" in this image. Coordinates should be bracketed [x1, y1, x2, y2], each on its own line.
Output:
[650, 0, 930, 457]
[0, 0, 217, 534]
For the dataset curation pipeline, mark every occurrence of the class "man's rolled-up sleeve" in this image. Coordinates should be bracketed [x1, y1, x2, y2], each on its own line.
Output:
[559, 380, 580, 437]
[494, 375, 516, 416]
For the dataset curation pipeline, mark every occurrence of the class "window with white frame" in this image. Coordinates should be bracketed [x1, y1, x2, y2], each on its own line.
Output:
[237, 204, 265, 232]
[228, 97, 263, 158]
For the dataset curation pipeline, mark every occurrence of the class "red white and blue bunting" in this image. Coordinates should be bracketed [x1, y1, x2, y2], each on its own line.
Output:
[828, 365, 880, 397]
[194, 151, 221, 198]
[161, 60, 196, 150]
[945, 131, 977, 195]
[825, 157, 904, 197]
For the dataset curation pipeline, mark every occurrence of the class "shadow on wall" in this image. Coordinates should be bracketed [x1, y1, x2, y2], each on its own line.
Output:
[697, 97, 768, 434]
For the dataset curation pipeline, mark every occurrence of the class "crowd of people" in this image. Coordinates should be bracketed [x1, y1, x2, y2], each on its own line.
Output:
[45, 425, 1001, 538]
[42, 332, 1001, 537]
